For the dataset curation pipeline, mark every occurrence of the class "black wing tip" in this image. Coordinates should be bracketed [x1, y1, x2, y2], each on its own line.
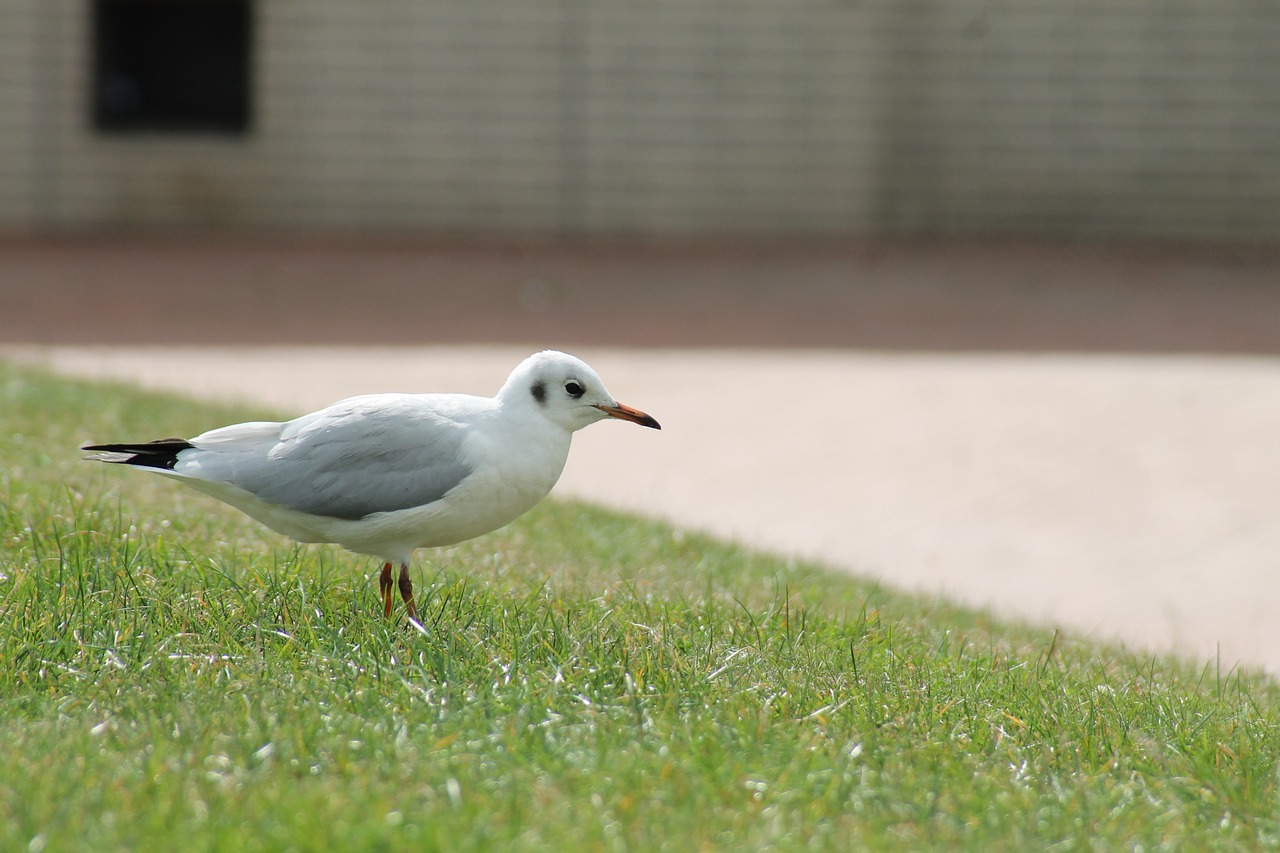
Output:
[82, 438, 193, 470]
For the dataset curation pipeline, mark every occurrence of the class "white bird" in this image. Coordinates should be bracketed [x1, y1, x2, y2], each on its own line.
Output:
[83, 350, 660, 621]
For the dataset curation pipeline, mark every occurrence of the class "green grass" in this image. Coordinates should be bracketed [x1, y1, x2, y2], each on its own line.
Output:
[2, 359, 1279, 851]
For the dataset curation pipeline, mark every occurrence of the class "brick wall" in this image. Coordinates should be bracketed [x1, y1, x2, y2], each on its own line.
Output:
[1, 0, 1277, 239]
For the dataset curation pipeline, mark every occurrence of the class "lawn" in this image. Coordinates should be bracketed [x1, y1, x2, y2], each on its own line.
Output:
[2, 359, 1278, 851]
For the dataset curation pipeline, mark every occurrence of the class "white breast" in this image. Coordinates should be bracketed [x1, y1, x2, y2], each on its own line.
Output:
[293, 416, 573, 562]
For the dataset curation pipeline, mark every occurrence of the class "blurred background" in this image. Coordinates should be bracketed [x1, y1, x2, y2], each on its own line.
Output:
[4, 1, 1280, 239]
[3, 1, 1280, 669]
[3, 1, 1279, 350]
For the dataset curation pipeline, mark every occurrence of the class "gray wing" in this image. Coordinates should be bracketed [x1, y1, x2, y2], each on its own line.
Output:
[182, 395, 476, 520]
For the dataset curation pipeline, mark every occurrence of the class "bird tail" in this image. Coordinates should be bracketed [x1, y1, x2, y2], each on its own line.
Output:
[82, 438, 194, 470]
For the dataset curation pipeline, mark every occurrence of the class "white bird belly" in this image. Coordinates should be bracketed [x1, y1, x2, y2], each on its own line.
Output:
[343, 462, 558, 557]
[158, 428, 571, 565]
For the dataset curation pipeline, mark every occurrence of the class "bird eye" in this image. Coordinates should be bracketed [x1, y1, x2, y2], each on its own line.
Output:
[564, 380, 585, 398]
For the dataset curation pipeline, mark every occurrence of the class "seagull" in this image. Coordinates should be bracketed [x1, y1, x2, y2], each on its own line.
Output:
[82, 350, 660, 622]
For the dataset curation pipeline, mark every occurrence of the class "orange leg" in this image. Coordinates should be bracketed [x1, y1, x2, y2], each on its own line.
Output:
[398, 563, 419, 622]
[379, 561, 394, 618]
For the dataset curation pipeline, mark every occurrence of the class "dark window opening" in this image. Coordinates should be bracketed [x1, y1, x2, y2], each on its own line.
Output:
[92, 0, 252, 134]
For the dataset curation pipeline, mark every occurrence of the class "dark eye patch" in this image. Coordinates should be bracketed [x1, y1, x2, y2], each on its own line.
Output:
[564, 380, 585, 398]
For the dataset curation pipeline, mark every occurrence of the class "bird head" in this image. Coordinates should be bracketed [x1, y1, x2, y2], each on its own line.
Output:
[502, 351, 661, 433]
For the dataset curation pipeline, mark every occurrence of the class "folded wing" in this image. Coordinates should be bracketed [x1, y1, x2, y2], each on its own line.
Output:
[175, 396, 477, 521]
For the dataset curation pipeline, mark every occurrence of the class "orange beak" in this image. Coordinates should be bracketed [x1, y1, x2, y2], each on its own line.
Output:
[594, 402, 661, 430]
